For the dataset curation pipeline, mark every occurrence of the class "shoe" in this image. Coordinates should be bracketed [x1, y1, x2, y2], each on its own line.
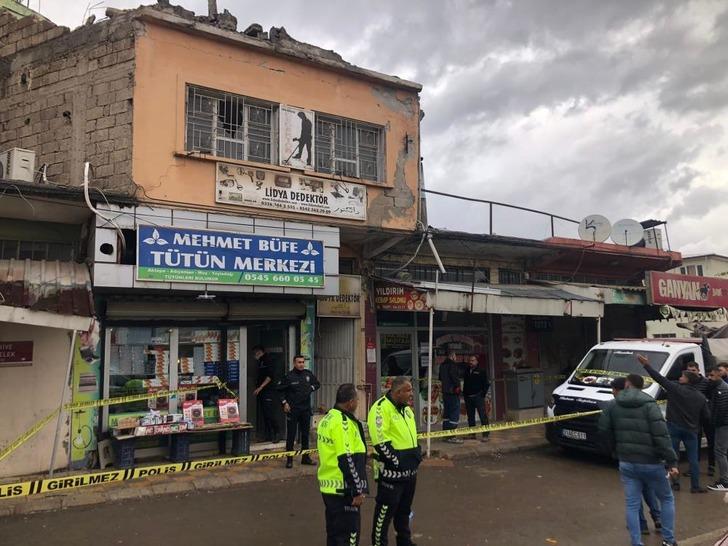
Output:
[671, 481, 680, 491]
[708, 466, 715, 477]
[661, 541, 678, 546]
[683, 470, 691, 477]
[301, 456, 316, 466]
[445, 437, 464, 444]
[285, 457, 293, 469]
[641, 527, 650, 535]
[690, 487, 708, 493]
[708, 481, 728, 491]
[480, 437, 490, 443]
[653, 519, 661, 530]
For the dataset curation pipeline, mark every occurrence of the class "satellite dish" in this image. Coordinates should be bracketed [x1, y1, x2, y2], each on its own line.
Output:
[611, 219, 644, 246]
[578, 215, 611, 243]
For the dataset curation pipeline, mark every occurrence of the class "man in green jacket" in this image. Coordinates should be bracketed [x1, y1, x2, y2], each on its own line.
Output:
[368, 376, 421, 546]
[599, 374, 679, 546]
[318, 383, 368, 546]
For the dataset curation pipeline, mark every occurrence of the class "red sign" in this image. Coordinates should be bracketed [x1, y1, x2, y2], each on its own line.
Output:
[0, 341, 33, 367]
[374, 283, 428, 312]
[647, 271, 728, 308]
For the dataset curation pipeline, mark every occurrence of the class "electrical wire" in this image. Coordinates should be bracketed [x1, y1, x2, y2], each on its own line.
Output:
[379, 228, 427, 274]
[83, 162, 126, 252]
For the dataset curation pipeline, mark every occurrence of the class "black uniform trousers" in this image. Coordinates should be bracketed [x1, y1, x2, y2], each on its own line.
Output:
[286, 408, 312, 453]
[698, 420, 716, 467]
[464, 394, 490, 438]
[323, 494, 360, 546]
[371, 477, 417, 546]
[261, 391, 284, 441]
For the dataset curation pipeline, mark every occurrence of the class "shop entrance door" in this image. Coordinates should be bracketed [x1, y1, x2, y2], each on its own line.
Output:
[377, 330, 419, 418]
[247, 323, 292, 442]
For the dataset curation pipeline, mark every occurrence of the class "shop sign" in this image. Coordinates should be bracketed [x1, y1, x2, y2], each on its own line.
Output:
[374, 283, 428, 312]
[0, 341, 32, 367]
[646, 271, 728, 309]
[137, 225, 324, 288]
[216, 162, 366, 221]
[317, 275, 361, 318]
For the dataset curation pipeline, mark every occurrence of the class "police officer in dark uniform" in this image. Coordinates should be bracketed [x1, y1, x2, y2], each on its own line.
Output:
[279, 354, 321, 468]
[463, 354, 491, 441]
[252, 344, 284, 443]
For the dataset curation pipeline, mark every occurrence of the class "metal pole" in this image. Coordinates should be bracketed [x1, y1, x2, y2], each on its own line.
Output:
[49, 330, 76, 476]
[550, 216, 555, 238]
[426, 270, 437, 458]
[489, 203, 493, 235]
[597, 317, 602, 344]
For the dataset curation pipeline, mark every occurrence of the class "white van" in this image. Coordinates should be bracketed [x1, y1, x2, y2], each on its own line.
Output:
[546, 339, 706, 454]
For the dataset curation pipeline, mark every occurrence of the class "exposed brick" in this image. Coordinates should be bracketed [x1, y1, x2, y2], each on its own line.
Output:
[96, 116, 115, 130]
[115, 111, 133, 125]
[114, 88, 133, 102]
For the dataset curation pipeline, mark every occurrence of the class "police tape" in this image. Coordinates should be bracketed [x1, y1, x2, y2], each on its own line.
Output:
[0, 383, 232, 463]
[0, 410, 603, 499]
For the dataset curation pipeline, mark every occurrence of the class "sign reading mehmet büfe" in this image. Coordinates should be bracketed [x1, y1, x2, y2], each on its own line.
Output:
[215, 162, 366, 221]
[137, 225, 325, 288]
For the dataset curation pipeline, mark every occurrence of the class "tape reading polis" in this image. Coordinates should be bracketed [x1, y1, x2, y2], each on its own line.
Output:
[0, 384, 225, 463]
[0, 410, 602, 499]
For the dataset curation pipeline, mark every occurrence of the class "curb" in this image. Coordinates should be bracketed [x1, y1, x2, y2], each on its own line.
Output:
[682, 526, 728, 546]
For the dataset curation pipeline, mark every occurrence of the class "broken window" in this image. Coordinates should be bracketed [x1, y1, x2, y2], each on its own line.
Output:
[185, 85, 276, 164]
[316, 114, 383, 182]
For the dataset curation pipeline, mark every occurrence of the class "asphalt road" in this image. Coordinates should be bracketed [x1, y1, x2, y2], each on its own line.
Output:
[1, 446, 726, 545]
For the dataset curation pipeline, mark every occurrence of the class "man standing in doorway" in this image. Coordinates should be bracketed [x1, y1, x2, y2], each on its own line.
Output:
[439, 348, 463, 444]
[598, 373, 678, 546]
[369, 377, 421, 546]
[279, 354, 320, 468]
[638, 354, 709, 493]
[252, 345, 284, 443]
[707, 366, 728, 491]
[318, 383, 368, 546]
[463, 354, 490, 442]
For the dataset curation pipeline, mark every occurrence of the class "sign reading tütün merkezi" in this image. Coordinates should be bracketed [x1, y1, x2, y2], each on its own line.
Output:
[215, 162, 366, 221]
[646, 271, 728, 308]
[137, 225, 324, 288]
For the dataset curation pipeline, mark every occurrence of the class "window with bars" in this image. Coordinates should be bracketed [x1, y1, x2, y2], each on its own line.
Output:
[315, 114, 383, 181]
[375, 262, 489, 284]
[0, 240, 75, 261]
[498, 268, 524, 285]
[185, 85, 277, 164]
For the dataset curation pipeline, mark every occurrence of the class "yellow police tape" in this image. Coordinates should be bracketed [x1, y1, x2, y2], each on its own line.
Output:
[0, 410, 602, 499]
[0, 383, 233, 463]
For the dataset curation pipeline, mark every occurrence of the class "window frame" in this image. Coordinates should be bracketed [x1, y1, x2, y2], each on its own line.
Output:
[185, 84, 278, 165]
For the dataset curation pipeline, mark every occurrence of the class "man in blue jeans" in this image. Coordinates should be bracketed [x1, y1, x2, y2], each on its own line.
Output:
[638, 355, 710, 493]
[599, 373, 679, 546]
[439, 348, 463, 444]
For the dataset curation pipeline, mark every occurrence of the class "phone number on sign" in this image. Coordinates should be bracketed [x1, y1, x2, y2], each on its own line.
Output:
[241, 273, 322, 285]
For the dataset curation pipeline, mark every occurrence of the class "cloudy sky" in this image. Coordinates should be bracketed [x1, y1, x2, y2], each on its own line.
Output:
[36, 0, 728, 255]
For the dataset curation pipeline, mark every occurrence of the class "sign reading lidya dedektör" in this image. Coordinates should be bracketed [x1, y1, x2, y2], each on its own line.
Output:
[0, 341, 33, 367]
[216, 162, 366, 221]
[137, 225, 324, 288]
[646, 271, 728, 308]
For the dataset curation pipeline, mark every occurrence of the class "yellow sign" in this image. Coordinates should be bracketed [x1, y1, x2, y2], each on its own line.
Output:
[317, 275, 361, 318]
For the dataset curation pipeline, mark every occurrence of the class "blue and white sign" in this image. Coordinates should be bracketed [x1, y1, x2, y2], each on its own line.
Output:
[136, 225, 325, 288]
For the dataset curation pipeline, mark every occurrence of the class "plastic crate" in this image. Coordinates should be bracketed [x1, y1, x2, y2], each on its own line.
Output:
[169, 434, 191, 462]
[112, 437, 136, 469]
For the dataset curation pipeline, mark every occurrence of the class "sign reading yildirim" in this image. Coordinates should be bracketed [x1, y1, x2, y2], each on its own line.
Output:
[136, 225, 325, 288]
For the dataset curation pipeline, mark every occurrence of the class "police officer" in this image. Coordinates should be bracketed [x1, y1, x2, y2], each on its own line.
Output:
[318, 383, 368, 546]
[368, 376, 421, 546]
[252, 344, 285, 443]
[279, 354, 320, 468]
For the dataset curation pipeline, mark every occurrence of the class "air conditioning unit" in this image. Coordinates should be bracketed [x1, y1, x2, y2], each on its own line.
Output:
[644, 227, 664, 250]
[0, 148, 36, 182]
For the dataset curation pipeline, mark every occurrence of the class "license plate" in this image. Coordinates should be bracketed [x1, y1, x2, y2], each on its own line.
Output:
[562, 429, 587, 440]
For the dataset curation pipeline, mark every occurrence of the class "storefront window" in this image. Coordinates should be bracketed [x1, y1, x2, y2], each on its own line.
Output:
[108, 327, 171, 420]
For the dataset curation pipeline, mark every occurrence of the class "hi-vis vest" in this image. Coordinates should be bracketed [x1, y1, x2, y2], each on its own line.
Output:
[317, 408, 368, 496]
[368, 395, 420, 481]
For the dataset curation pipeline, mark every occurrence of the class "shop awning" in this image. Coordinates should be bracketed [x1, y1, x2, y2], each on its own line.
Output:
[415, 281, 603, 318]
[0, 259, 94, 331]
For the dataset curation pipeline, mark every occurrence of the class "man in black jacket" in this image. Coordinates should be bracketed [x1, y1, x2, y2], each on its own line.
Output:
[638, 354, 709, 493]
[279, 354, 321, 468]
[253, 345, 285, 443]
[438, 348, 463, 444]
[463, 354, 490, 441]
[598, 374, 678, 546]
[687, 361, 715, 476]
[707, 366, 728, 491]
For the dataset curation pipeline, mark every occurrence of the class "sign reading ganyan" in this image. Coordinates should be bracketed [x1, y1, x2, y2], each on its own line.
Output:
[137, 226, 324, 288]
[215, 162, 366, 221]
[647, 271, 728, 308]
